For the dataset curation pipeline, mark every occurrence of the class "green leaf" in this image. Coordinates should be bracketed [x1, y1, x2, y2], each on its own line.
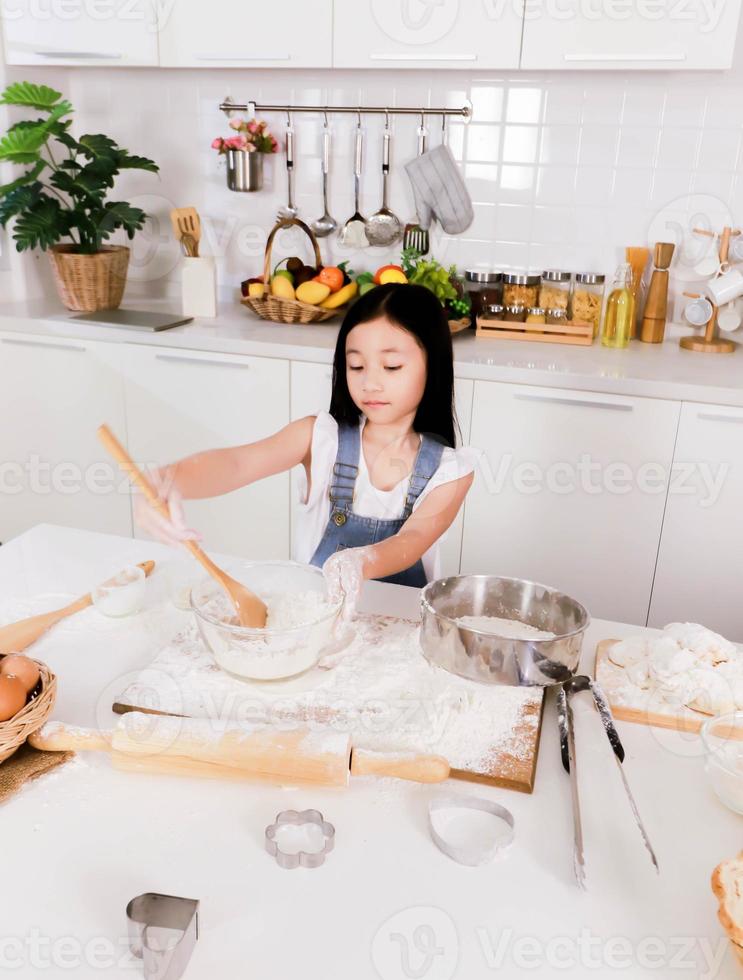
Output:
[11, 196, 63, 251]
[0, 182, 42, 227]
[78, 133, 118, 159]
[50, 127, 79, 152]
[0, 82, 63, 111]
[0, 123, 48, 163]
[96, 201, 147, 240]
[116, 152, 159, 174]
[0, 160, 46, 196]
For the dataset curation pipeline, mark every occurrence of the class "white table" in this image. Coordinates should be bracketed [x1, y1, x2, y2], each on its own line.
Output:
[1, 524, 740, 979]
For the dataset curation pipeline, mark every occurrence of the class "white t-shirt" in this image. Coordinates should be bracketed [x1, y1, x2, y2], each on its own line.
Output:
[292, 412, 481, 581]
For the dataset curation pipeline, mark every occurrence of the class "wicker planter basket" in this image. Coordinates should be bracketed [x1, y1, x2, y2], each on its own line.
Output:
[49, 244, 130, 312]
[241, 218, 346, 324]
[0, 657, 57, 764]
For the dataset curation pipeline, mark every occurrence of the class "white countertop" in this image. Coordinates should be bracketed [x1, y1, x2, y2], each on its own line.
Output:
[2, 297, 743, 407]
[1, 524, 741, 978]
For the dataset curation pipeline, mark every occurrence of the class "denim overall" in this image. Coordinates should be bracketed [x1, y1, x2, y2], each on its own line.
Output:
[310, 422, 445, 588]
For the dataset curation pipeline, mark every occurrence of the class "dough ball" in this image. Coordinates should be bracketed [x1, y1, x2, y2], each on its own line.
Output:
[664, 622, 737, 665]
[608, 636, 649, 668]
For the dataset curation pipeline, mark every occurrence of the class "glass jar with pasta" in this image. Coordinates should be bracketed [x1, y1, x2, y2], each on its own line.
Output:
[539, 270, 571, 312]
[572, 273, 606, 338]
[502, 273, 540, 310]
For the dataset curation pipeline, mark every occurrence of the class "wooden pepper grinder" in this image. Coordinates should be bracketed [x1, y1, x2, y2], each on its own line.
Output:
[640, 242, 675, 343]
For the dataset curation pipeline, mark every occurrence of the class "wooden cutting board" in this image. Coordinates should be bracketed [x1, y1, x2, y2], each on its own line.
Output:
[112, 613, 546, 793]
[594, 638, 713, 734]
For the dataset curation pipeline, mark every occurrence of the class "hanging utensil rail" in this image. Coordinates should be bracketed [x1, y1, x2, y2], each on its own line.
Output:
[220, 97, 472, 120]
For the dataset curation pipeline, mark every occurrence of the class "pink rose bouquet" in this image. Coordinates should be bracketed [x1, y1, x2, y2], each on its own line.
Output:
[211, 118, 278, 155]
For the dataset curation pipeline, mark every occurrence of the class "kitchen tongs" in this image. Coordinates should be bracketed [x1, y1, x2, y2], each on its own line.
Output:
[557, 675, 659, 889]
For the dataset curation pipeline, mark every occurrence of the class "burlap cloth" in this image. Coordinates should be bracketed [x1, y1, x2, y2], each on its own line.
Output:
[0, 743, 74, 804]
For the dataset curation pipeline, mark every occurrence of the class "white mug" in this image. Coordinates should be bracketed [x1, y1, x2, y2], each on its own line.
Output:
[684, 296, 714, 327]
[707, 267, 743, 307]
[717, 304, 742, 332]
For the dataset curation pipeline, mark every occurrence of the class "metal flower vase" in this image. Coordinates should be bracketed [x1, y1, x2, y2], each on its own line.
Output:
[226, 149, 264, 192]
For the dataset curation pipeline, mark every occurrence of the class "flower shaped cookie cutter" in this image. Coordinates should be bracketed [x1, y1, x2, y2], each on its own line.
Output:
[265, 809, 335, 870]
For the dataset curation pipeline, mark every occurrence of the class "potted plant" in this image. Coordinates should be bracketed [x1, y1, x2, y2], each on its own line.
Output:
[0, 82, 158, 312]
[212, 117, 278, 193]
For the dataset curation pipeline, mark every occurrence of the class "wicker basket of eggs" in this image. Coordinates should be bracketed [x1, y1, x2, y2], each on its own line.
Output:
[0, 654, 57, 763]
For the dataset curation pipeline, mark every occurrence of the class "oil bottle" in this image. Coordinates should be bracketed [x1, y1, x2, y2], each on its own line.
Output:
[601, 263, 635, 349]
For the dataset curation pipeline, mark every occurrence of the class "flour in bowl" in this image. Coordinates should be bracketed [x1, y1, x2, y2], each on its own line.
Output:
[455, 615, 556, 641]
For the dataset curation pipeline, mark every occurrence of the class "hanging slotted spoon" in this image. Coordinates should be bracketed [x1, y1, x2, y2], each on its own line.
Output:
[403, 114, 429, 256]
[339, 118, 369, 248]
[366, 116, 402, 248]
[97, 425, 268, 628]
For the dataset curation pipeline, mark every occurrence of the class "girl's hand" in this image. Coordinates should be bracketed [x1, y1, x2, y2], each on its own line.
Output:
[322, 546, 372, 621]
[133, 470, 203, 548]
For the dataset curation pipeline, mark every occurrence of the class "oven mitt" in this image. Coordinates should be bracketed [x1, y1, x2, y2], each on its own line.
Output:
[404, 144, 474, 235]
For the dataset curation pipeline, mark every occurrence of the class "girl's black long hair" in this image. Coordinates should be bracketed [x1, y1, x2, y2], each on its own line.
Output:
[328, 283, 458, 448]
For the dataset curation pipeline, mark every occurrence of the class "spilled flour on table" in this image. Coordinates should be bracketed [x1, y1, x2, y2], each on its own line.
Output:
[116, 612, 543, 776]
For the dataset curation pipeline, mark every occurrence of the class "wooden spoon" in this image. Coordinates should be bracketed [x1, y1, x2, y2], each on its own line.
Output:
[0, 560, 155, 655]
[97, 425, 268, 629]
[169, 207, 201, 257]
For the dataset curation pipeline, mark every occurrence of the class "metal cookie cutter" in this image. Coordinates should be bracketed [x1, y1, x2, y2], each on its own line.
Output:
[265, 809, 335, 870]
[126, 893, 199, 980]
[428, 793, 515, 866]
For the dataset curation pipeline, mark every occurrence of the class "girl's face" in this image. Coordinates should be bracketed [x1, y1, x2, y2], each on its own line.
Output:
[345, 316, 427, 424]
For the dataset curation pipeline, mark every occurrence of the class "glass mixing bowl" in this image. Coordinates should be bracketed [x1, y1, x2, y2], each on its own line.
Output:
[190, 560, 342, 681]
[701, 711, 743, 814]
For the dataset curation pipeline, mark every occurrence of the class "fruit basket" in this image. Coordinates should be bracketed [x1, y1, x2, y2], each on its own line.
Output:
[0, 655, 57, 764]
[241, 218, 349, 324]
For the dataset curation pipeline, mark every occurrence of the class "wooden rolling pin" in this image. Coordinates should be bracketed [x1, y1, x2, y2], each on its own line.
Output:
[29, 713, 451, 787]
[0, 561, 156, 655]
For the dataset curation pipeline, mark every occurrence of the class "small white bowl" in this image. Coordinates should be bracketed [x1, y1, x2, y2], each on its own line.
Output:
[701, 712, 743, 815]
[92, 565, 146, 618]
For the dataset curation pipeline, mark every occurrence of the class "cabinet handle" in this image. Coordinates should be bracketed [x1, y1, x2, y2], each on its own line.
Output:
[370, 52, 477, 61]
[196, 53, 291, 61]
[155, 353, 249, 370]
[697, 411, 743, 424]
[1, 337, 86, 353]
[514, 392, 633, 412]
[563, 52, 686, 62]
[35, 51, 124, 60]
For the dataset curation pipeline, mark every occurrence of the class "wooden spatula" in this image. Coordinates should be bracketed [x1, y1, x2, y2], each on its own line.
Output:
[170, 207, 201, 257]
[97, 424, 268, 629]
[29, 714, 451, 786]
[0, 560, 156, 655]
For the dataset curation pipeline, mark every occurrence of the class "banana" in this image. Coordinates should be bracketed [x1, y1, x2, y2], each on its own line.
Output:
[320, 281, 358, 309]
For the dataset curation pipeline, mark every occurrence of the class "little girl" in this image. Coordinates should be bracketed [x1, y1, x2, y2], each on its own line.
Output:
[136, 283, 479, 609]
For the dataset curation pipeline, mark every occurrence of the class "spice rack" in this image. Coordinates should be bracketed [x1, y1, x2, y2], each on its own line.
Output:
[476, 315, 593, 346]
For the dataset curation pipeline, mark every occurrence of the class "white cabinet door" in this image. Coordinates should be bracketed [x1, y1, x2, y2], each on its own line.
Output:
[159, 0, 332, 67]
[123, 346, 290, 560]
[461, 382, 680, 625]
[648, 403, 743, 640]
[0, 333, 131, 543]
[520, 0, 741, 69]
[289, 361, 473, 577]
[1, 0, 158, 66]
[333, 0, 523, 69]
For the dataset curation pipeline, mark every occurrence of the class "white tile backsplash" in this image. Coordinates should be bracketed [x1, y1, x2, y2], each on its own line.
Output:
[5, 47, 743, 298]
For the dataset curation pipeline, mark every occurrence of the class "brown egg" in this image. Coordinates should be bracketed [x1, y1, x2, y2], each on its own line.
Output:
[0, 655, 41, 694]
[0, 675, 27, 722]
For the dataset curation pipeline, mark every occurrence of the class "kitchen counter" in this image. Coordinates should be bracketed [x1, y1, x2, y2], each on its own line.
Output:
[1, 524, 741, 978]
[2, 297, 743, 407]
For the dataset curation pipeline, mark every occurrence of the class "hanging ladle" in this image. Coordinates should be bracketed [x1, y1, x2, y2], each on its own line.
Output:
[311, 112, 337, 238]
